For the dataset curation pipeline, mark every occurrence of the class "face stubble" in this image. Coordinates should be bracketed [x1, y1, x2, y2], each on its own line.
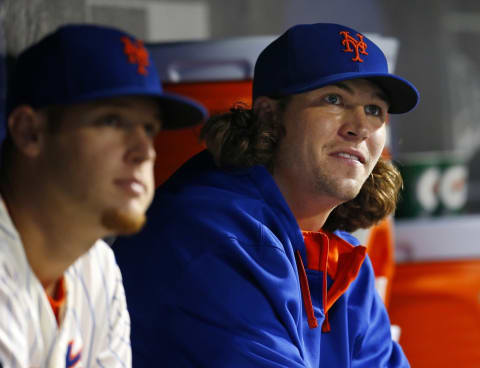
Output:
[101, 207, 147, 235]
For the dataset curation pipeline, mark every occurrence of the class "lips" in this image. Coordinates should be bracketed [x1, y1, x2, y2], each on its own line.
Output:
[331, 149, 366, 164]
[115, 178, 147, 196]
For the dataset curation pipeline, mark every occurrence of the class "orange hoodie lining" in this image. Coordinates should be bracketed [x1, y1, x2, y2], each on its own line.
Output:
[299, 230, 367, 331]
[325, 243, 366, 311]
[46, 276, 66, 325]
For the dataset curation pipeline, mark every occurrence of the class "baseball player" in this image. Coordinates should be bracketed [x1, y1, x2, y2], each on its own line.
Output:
[114, 23, 419, 367]
[0, 24, 205, 367]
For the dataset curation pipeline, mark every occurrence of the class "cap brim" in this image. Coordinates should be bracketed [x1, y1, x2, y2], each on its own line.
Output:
[157, 92, 208, 129]
[366, 75, 419, 114]
[43, 87, 209, 130]
[278, 72, 419, 114]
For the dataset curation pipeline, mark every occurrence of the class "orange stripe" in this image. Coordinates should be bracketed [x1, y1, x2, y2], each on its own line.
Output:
[47, 277, 66, 325]
[294, 250, 319, 329]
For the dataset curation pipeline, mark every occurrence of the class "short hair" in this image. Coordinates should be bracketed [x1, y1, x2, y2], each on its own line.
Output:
[201, 102, 402, 233]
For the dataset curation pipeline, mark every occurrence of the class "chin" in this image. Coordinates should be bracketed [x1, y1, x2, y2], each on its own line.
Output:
[326, 177, 362, 201]
[344, 183, 364, 200]
[101, 208, 147, 235]
[333, 191, 357, 204]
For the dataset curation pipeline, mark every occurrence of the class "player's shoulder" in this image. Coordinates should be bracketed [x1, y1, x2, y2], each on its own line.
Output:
[66, 239, 124, 295]
[0, 224, 32, 292]
[65, 239, 124, 309]
[0, 197, 28, 267]
[0, 228, 39, 333]
[68, 239, 118, 276]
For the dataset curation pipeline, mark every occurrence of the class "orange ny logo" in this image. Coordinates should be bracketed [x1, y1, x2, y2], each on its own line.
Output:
[121, 36, 149, 75]
[339, 31, 368, 62]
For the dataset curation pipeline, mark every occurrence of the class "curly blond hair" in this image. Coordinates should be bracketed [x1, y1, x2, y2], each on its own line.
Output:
[201, 103, 403, 233]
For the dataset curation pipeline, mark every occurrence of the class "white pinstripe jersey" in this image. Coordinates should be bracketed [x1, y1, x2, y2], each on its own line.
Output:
[0, 198, 132, 367]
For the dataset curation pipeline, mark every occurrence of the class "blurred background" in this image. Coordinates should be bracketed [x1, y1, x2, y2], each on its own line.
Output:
[1, 0, 480, 367]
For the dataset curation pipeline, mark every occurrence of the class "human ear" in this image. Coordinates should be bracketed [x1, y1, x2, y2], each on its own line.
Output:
[7, 105, 46, 157]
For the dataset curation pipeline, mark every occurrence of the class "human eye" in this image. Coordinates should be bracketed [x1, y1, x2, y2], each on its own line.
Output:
[364, 104, 383, 117]
[324, 94, 342, 105]
[144, 121, 162, 137]
[96, 114, 126, 128]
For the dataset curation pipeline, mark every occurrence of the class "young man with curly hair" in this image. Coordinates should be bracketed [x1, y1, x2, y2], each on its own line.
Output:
[114, 23, 419, 367]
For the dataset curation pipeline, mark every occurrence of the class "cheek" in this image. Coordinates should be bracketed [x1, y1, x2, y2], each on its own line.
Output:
[369, 128, 387, 159]
[74, 143, 123, 181]
[145, 163, 156, 189]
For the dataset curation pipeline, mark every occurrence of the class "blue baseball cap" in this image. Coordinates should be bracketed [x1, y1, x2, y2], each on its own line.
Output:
[253, 23, 419, 114]
[7, 24, 207, 129]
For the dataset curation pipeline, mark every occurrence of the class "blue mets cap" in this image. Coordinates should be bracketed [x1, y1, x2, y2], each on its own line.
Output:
[253, 23, 419, 114]
[7, 24, 207, 129]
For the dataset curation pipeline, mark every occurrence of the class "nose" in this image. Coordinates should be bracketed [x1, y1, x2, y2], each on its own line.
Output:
[338, 106, 372, 142]
[125, 125, 156, 165]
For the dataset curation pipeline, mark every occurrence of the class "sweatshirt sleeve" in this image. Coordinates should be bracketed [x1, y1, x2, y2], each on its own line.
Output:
[124, 236, 311, 368]
[351, 256, 410, 368]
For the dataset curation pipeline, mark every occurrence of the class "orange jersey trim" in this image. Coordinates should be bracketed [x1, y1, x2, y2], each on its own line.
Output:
[46, 276, 66, 325]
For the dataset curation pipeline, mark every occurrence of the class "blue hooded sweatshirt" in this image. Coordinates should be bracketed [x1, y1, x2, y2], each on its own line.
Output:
[113, 150, 409, 368]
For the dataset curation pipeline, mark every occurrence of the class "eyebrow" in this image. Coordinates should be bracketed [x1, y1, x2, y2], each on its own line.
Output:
[92, 99, 164, 125]
[333, 82, 390, 105]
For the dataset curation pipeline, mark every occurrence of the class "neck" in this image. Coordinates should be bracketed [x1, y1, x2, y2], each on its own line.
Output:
[287, 195, 336, 231]
[0, 172, 102, 289]
[272, 171, 339, 232]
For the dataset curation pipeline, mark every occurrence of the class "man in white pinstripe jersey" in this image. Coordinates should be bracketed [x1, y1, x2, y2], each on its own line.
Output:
[0, 24, 205, 367]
